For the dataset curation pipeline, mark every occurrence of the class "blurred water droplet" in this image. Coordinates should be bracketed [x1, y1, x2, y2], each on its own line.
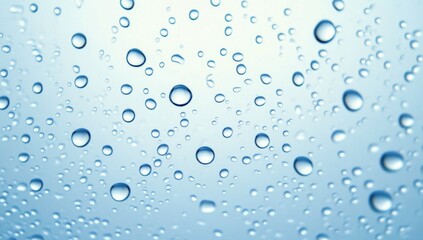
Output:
[369, 191, 393, 212]
[381, 151, 404, 172]
[200, 200, 216, 213]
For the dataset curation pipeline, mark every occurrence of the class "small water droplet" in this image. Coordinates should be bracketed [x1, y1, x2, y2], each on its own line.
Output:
[71, 33, 87, 49]
[196, 146, 215, 165]
[74, 75, 88, 88]
[139, 164, 152, 176]
[122, 109, 135, 123]
[120, 0, 134, 10]
[200, 200, 216, 213]
[314, 20, 336, 44]
[294, 156, 313, 176]
[0, 96, 10, 110]
[29, 178, 43, 192]
[126, 48, 146, 67]
[169, 84, 192, 107]
[255, 133, 270, 149]
[292, 72, 305, 87]
[343, 90, 363, 112]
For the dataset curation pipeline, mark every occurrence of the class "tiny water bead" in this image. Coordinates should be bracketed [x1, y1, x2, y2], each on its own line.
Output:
[381, 151, 404, 172]
[122, 109, 135, 123]
[139, 164, 152, 176]
[71, 33, 87, 49]
[342, 90, 363, 112]
[293, 156, 313, 176]
[398, 113, 414, 128]
[29, 178, 43, 192]
[196, 146, 215, 165]
[0, 96, 10, 110]
[71, 128, 91, 148]
[110, 183, 131, 202]
[169, 84, 192, 107]
[255, 133, 270, 149]
[74, 75, 88, 88]
[199, 200, 216, 213]
[369, 191, 393, 213]
[126, 48, 146, 67]
[292, 72, 305, 87]
[314, 20, 336, 44]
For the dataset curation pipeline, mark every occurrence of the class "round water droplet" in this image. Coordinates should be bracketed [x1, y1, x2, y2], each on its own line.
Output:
[126, 48, 146, 67]
[139, 164, 152, 176]
[294, 156, 313, 176]
[71, 33, 87, 49]
[71, 128, 91, 147]
[219, 169, 229, 178]
[74, 75, 88, 88]
[18, 153, 30, 163]
[174, 170, 183, 180]
[343, 90, 363, 112]
[332, 0, 344, 11]
[200, 200, 216, 213]
[314, 20, 336, 44]
[196, 146, 215, 165]
[292, 72, 305, 87]
[222, 127, 233, 138]
[122, 109, 135, 123]
[399, 113, 414, 128]
[260, 74, 272, 85]
[120, 0, 134, 10]
[0, 96, 10, 110]
[254, 96, 266, 106]
[102, 145, 113, 156]
[331, 130, 346, 143]
[29, 178, 43, 192]
[189, 9, 199, 20]
[169, 84, 192, 107]
[255, 133, 270, 149]
[32, 82, 43, 94]
[381, 151, 404, 172]
[369, 191, 393, 212]
[110, 183, 131, 202]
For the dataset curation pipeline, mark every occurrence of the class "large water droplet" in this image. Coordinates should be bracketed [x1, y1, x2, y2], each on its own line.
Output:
[196, 146, 215, 165]
[399, 113, 414, 128]
[369, 191, 393, 213]
[255, 133, 270, 149]
[200, 200, 216, 213]
[71, 128, 91, 147]
[169, 84, 192, 107]
[29, 178, 43, 192]
[71, 33, 87, 49]
[139, 164, 152, 176]
[0, 96, 10, 110]
[343, 90, 363, 112]
[381, 151, 404, 172]
[126, 48, 146, 67]
[314, 20, 336, 44]
[292, 72, 305, 87]
[122, 109, 135, 123]
[294, 156, 313, 176]
[110, 183, 131, 202]
[260, 74, 272, 85]
[74, 75, 88, 88]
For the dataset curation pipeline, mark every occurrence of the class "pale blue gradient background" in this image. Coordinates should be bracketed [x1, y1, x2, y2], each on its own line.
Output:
[0, 0, 422, 239]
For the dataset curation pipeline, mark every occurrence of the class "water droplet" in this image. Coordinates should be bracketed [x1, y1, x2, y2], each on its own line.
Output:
[196, 146, 215, 165]
[102, 145, 113, 156]
[219, 169, 229, 178]
[292, 72, 305, 87]
[331, 130, 346, 143]
[0, 96, 10, 110]
[145, 98, 157, 110]
[126, 48, 146, 67]
[121, 84, 133, 95]
[255, 133, 270, 149]
[110, 183, 131, 202]
[139, 164, 152, 176]
[29, 178, 43, 192]
[369, 191, 393, 212]
[122, 109, 135, 123]
[174, 170, 183, 180]
[294, 156, 313, 176]
[169, 84, 192, 107]
[222, 127, 233, 138]
[120, 0, 134, 10]
[71, 128, 91, 148]
[399, 113, 414, 128]
[260, 74, 272, 85]
[332, 0, 345, 11]
[171, 54, 185, 64]
[314, 20, 336, 44]
[200, 200, 216, 213]
[32, 82, 43, 94]
[71, 33, 87, 49]
[343, 90, 363, 112]
[18, 153, 30, 163]
[74, 75, 88, 88]
[381, 151, 404, 172]
[189, 9, 199, 21]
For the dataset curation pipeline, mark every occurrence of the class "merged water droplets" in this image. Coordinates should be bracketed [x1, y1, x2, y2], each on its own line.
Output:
[126, 48, 146, 67]
[196, 146, 215, 165]
[71, 128, 91, 147]
[342, 90, 363, 112]
[293, 156, 313, 176]
[110, 183, 131, 202]
[314, 20, 336, 44]
[169, 84, 192, 107]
